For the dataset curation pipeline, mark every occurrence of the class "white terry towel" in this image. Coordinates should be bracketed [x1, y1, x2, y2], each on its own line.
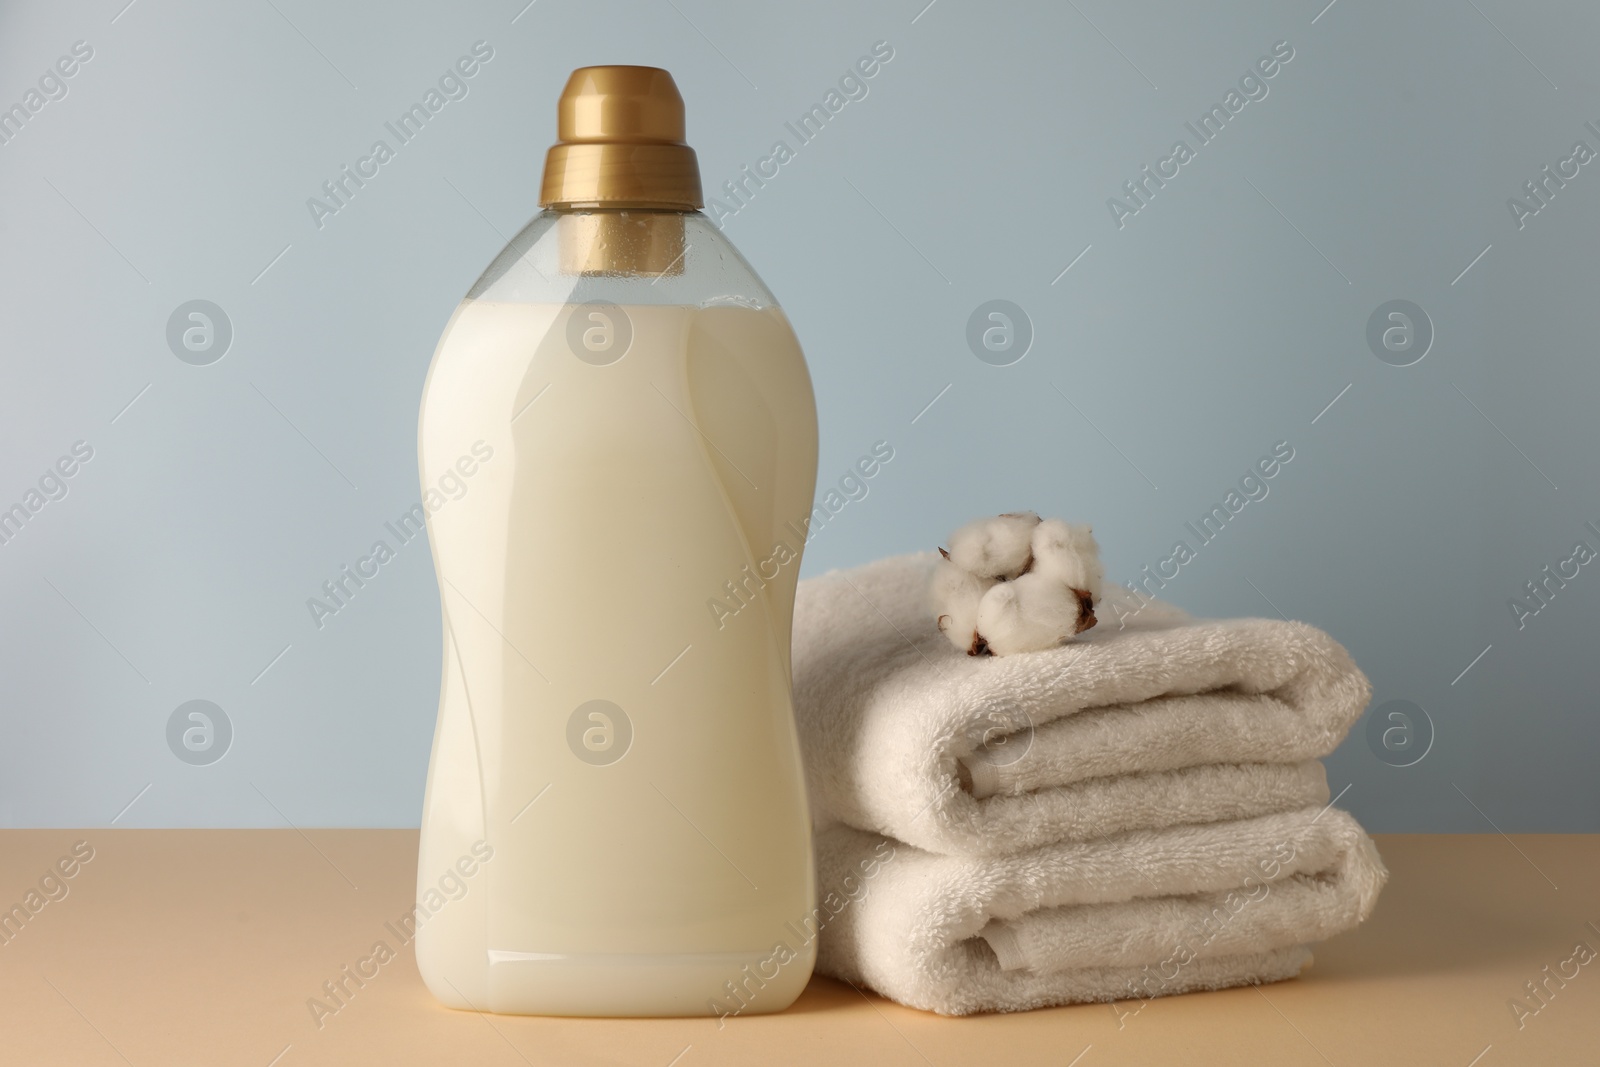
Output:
[813, 806, 1387, 1015]
[793, 553, 1371, 857]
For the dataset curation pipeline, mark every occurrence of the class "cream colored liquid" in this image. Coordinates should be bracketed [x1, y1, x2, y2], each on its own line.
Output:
[415, 299, 819, 1016]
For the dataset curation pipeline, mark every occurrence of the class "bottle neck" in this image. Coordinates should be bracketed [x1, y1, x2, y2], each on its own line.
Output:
[551, 208, 694, 277]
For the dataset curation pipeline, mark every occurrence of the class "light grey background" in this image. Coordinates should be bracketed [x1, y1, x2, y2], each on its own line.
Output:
[2, 0, 1595, 831]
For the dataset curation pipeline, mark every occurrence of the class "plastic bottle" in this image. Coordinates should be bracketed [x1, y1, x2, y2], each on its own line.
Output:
[414, 66, 819, 1017]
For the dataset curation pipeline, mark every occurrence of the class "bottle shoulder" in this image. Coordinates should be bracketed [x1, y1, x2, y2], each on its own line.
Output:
[467, 210, 781, 312]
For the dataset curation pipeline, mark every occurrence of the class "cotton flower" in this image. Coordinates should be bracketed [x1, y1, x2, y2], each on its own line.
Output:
[1031, 519, 1104, 601]
[945, 511, 1041, 581]
[929, 556, 997, 653]
[930, 511, 1104, 656]
[973, 572, 1095, 657]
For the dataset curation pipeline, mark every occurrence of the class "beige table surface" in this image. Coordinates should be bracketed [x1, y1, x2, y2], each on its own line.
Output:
[1, 830, 1596, 1066]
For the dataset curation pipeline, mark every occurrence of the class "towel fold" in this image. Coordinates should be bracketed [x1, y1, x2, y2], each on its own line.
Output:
[813, 806, 1387, 1015]
[793, 553, 1371, 857]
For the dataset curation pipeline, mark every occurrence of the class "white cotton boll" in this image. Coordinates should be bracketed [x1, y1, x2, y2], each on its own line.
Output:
[973, 572, 1094, 657]
[945, 511, 1042, 580]
[1031, 519, 1104, 602]
[928, 557, 997, 653]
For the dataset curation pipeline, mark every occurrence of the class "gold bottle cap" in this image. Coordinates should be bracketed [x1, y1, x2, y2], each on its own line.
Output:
[539, 66, 704, 210]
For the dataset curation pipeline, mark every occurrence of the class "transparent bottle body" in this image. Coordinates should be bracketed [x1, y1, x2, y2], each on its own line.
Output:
[414, 210, 820, 1016]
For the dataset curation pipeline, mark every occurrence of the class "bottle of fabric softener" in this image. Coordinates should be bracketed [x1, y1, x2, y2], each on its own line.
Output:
[415, 66, 819, 1017]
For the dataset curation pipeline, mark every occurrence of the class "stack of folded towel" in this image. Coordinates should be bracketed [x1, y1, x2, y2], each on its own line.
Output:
[791, 552, 1386, 1015]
